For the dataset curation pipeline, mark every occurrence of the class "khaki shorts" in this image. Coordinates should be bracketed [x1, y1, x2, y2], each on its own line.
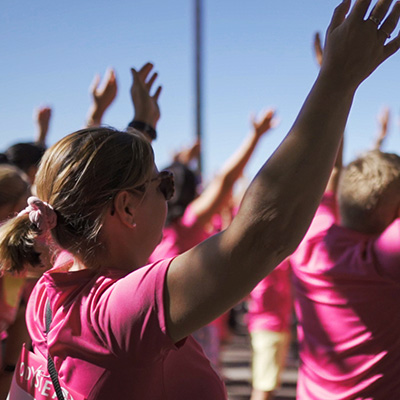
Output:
[250, 330, 290, 392]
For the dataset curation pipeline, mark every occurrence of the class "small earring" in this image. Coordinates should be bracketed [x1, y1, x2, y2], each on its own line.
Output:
[132, 222, 137, 228]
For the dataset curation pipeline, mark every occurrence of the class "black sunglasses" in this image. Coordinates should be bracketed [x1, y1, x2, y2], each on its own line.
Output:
[145, 170, 175, 201]
[110, 170, 175, 216]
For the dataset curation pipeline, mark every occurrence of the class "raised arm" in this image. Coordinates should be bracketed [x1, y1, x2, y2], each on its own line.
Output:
[373, 106, 390, 149]
[127, 63, 162, 142]
[86, 68, 118, 127]
[314, 32, 324, 67]
[189, 109, 277, 227]
[173, 139, 201, 166]
[325, 137, 344, 194]
[165, 0, 400, 342]
[313, 29, 344, 194]
[34, 106, 52, 146]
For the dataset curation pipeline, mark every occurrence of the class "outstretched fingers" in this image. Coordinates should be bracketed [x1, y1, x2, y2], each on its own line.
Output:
[380, 1, 400, 44]
[137, 62, 153, 81]
[134, 63, 161, 96]
[251, 109, 278, 137]
[349, 0, 373, 21]
[146, 72, 158, 91]
[368, 0, 395, 24]
[153, 85, 162, 101]
[384, 30, 400, 57]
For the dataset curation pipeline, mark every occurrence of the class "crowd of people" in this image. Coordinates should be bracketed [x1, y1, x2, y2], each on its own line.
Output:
[1, 0, 400, 399]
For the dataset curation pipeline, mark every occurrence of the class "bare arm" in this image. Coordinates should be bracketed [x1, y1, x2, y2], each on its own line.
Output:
[190, 109, 277, 227]
[316, 41, 390, 191]
[34, 106, 52, 146]
[173, 139, 201, 166]
[313, 31, 344, 194]
[325, 137, 344, 194]
[315, 35, 390, 193]
[373, 106, 390, 150]
[165, 0, 400, 343]
[86, 68, 118, 127]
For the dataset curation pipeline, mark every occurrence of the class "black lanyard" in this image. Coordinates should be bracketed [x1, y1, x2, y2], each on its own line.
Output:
[45, 300, 65, 400]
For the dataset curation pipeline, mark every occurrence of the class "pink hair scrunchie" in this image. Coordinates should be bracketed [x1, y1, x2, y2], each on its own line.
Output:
[18, 196, 57, 233]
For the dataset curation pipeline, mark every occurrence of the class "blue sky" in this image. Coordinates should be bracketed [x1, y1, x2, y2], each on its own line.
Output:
[2, 0, 400, 182]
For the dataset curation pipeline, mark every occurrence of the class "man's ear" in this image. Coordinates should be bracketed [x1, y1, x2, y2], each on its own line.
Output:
[113, 191, 137, 228]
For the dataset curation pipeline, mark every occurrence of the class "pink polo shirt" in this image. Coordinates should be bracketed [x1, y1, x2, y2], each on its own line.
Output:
[290, 192, 400, 399]
[26, 256, 227, 399]
[247, 259, 292, 333]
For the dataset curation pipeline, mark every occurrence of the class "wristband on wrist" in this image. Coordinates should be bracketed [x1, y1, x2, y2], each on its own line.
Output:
[128, 120, 157, 140]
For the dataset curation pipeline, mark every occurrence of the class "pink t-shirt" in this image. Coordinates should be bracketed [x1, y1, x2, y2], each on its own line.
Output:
[247, 259, 292, 333]
[26, 256, 227, 400]
[290, 192, 400, 399]
[150, 205, 210, 262]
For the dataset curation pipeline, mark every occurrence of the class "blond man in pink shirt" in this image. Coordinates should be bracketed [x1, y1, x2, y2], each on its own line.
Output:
[291, 149, 400, 399]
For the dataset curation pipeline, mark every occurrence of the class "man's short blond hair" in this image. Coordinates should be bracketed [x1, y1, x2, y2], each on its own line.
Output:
[338, 150, 400, 234]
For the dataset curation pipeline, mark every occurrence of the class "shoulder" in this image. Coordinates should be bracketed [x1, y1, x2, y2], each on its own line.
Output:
[107, 258, 173, 303]
[314, 192, 338, 228]
[373, 219, 400, 281]
[92, 259, 177, 356]
[298, 192, 338, 245]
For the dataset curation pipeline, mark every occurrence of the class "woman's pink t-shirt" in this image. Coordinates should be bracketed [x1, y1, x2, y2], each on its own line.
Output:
[291, 192, 400, 399]
[26, 256, 227, 399]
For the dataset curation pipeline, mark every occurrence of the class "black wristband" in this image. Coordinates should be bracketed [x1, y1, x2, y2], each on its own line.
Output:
[128, 121, 157, 140]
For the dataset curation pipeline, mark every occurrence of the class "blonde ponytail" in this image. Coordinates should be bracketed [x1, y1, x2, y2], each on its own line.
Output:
[0, 213, 41, 274]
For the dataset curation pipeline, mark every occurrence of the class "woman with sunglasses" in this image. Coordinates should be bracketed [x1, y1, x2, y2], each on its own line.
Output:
[1, 0, 400, 398]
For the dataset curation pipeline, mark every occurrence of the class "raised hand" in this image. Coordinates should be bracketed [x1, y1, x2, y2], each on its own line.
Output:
[87, 68, 117, 127]
[374, 106, 390, 149]
[130, 63, 162, 129]
[251, 109, 279, 138]
[189, 107, 277, 228]
[173, 140, 201, 165]
[320, 0, 400, 90]
[34, 106, 52, 146]
[314, 32, 324, 67]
